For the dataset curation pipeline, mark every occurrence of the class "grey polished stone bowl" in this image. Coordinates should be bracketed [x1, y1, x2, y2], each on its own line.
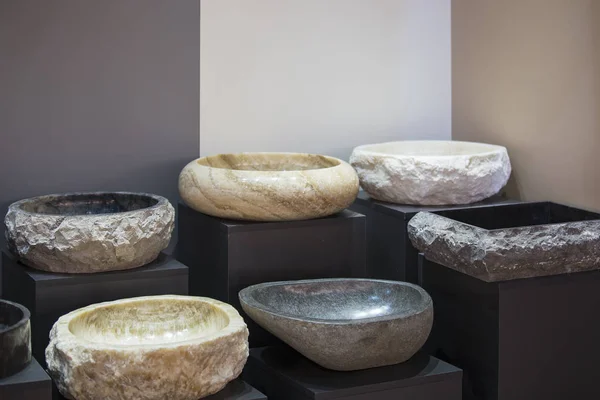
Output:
[0, 300, 31, 378]
[239, 278, 433, 371]
[5, 192, 175, 273]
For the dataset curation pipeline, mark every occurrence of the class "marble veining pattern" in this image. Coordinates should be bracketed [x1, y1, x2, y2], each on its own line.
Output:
[179, 153, 359, 221]
[350, 140, 511, 205]
[239, 279, 433, 371]
[46, 295, 249, 400]
[5, 192, 174, 273]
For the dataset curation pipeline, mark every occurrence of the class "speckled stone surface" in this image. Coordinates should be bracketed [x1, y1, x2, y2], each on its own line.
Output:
[46, 295, 249, 400]
[239, 279, 433, 371]
[178, 153, 359, 221]
[5, 192, 174, 273]
[350, 140, 511, 205]
[408, 211, 600, 282]
[0, 300, 31, 378]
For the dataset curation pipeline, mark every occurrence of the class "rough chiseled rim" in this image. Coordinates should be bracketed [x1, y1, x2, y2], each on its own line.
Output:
[352, 140, 508, 159]
[239, 278, 432, 325]
[52, 295, 246, 351]
[0, 299, 31, 335]
[191, 152, 348, 173]
[8, 191, 170, 218]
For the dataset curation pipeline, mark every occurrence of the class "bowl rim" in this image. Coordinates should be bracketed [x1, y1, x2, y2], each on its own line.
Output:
[238, 278, 432, 324]
[8, 191, 170, 218]
[52, 295, 246, 351]
[187, 152, 348, 173]
[352, 140, 508, 159]
[0, 299, 31, 335]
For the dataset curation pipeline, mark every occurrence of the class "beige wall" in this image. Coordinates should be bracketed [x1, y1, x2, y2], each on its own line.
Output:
[200, 0, 451, 160]
[452, 0, 600, 211]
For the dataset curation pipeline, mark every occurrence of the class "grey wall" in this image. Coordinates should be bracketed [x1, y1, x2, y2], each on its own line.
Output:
[0, 1, 200, 291]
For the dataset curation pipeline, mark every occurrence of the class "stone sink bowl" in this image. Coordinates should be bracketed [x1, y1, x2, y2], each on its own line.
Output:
[5, 192, 175, 273]
[46, 295, 249, 400]
[178, 152, 359, 221]
[239, 278, 433, 371]
[350, 140, 511, 205]
[0, 300, 31, 379]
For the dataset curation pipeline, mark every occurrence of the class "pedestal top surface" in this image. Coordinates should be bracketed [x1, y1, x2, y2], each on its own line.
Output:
[249, 346, 461, 399]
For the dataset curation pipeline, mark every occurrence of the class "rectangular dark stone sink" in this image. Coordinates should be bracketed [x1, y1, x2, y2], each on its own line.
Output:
[409, 202, 600, 282]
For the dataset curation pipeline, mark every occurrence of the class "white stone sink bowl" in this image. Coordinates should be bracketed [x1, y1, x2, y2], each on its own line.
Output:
[4, 192, 175, 273]
[350, 140, 511, 205]
[46, 295, 249, 400]
[178, 152, 359, 221]
[239, 279, 433, 371]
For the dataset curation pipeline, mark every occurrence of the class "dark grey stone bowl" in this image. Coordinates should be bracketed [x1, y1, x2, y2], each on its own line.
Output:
[5, 192, 175, 273]
[239, 278, 433, 371]
[0, 299, 31, 378]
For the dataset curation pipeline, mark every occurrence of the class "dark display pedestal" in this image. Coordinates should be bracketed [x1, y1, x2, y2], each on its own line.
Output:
[0, 358, 52, 400]
[53, 379, 266, 400]
[243, 346, 462, 400]
[421, 256, 600, 400]
[177, 203, 367, 347]
[205, 380, 267, 400]
[349, 191, 519, 283]
[1, 251, 188, 367]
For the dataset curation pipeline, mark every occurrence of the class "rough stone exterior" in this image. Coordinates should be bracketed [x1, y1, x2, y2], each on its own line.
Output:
[5, 193, 174, 273]
[408, 211, 600, 282]
[350, 141, 511, 205]
[46, 296, 249, 400]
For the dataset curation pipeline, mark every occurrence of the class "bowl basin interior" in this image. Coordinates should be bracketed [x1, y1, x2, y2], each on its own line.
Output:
[361, 141, 502, 157]
[68, 299, 230, 345]
[0, 301, 25, 331]
[197, 153, 340, 172]
[19, 193, 159, 216]
[248, 280, 425, 321]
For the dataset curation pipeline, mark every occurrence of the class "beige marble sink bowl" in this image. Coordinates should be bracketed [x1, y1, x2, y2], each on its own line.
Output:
[46, 295, 249, 400]
[179, 152, 359, 221]
[350, 140, 511, 205]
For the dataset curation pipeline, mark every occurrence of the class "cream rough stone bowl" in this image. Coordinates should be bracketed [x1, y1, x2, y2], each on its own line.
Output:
[239, 278, 433, 371]
[46, 295, 249, 400]
[350, 140, 511, 205]
[178, 152, 359, 221]
[4, 192, 174, 273]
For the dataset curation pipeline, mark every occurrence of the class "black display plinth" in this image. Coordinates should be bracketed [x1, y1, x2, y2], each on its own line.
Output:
[53, 379, 266, 400]
[349, 191, 519, 283]
[0, 358, 51, 400]
[243, 346, 462, 400]
[1, 251, 188, 367]
[177, 203, 367, 347]
[421, 256, 600, 400]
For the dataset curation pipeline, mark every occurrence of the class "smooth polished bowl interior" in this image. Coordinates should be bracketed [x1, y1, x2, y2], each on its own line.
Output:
[178, 152, 359, 221]
[239, 279, 433, 371]
[68, 298, 230, 345]
[46, 295, 249, 400]
[350, 140, 511, 205]
[0, 300, 31, 378]
[5, 192, 175, 273]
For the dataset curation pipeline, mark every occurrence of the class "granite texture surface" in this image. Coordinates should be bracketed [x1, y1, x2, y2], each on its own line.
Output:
[239, 278, 433, 371]
[5, 192, 174, 273]
[0, 300, 31, 378]
[350, 140, 511, 205]
[408, 211, 600, 281]
[178, 153, 359, 221]
[46, 295, 249, 400]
